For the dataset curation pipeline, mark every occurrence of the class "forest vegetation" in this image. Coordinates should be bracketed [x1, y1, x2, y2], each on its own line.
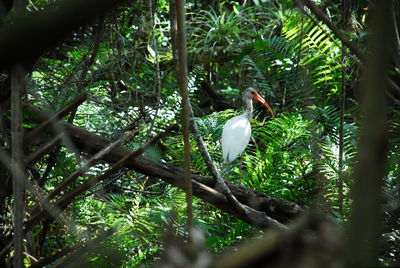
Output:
[0, 0, 399, 267]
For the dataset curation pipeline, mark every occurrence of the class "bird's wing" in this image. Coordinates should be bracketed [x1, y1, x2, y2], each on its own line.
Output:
[222, 115, 251, 162]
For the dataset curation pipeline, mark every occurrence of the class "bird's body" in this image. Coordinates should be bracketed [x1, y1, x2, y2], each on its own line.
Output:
[222, 114, 251, 162]
[222, 88, 274, 163]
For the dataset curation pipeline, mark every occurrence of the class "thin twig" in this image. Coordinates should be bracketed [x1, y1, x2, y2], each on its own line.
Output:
[47, 129, 138, 200]
[188, 104, 245, 212]
[25, 132, 64, 165]
[147, 0, 163, 136]
[337, 0, 349, 217]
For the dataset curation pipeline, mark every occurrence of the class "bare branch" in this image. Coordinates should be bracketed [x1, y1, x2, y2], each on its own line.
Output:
[25, 133, 63, 165]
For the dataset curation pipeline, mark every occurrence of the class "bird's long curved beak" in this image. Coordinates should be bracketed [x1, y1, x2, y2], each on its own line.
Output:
[252, 92, 275, 118]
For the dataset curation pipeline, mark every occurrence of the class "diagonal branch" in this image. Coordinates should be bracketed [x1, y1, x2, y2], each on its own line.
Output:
[294, 0, 365, 61]
[47, 129, 138, 200]
[27, 129, 138, 219]
[25, 133, 64, 165]
[26, 106, 301, 230]
[25, 124, 176, 231]
[188, 102, 266, 225]
[294, 0, 400, 101]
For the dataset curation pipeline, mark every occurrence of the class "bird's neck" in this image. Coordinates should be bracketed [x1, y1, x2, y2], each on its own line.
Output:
[244, 98, 253, 119]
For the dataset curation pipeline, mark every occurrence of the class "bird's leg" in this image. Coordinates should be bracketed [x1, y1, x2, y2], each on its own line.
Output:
[239, 155, 243, 184]
[224, 161, 231, 181]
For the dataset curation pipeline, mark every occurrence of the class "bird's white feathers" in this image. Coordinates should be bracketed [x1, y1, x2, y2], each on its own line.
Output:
[222, 114, 251, 162]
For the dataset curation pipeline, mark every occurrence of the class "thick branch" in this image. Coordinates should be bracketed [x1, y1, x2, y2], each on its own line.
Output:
[27, 106, 304, 229]
[25, 125, 175, 231]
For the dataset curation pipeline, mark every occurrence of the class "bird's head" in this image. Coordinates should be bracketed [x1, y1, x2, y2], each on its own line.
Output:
[243, 87, 275, 117]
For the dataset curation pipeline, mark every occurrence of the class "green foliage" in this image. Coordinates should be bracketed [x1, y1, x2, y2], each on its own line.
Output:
[189, 6, 266, 58]
[309, 105, 355, 216]
[203, 213, 258, 252]
[191, 8, 243, 54]
[282, 11, 346, 101]
[244, 113, 314, 200]
[8, 1, 399, 267]
[235, 37, 299, 105]
[73, 181, 187, 266]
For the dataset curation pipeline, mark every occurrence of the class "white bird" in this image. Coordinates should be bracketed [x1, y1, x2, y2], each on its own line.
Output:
[222, 88, 275, 163]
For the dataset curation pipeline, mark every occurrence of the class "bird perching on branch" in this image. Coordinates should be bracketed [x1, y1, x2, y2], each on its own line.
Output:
[222, 88, 275, 164]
